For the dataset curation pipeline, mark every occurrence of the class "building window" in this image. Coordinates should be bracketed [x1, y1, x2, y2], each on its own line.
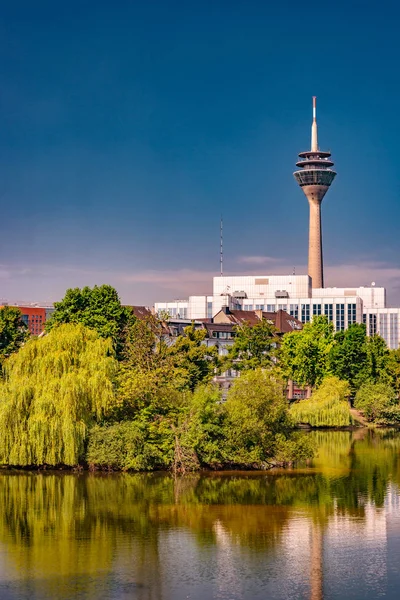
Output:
[369, 313, 377, 336]
[266, 304, 276, 312]
[379, 313, 388, 341]
[347, 303, 357, 325]
[336, 304, 345, 331]
[313, 304, 322, 316]
[301, 304, 310, 323]
[324, 304, 333, 322]
[278, 304, 287, 312]
[290, 304, 299, 319]
[207, 302, 213, 318]
[255, 304, 265, 310]
[390, 314, 398, 349]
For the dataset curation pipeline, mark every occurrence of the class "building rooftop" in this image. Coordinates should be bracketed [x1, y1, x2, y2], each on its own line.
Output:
[213, 308, 302, 333]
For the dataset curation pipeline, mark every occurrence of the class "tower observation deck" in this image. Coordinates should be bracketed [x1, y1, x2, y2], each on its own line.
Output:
[294, 97, 336, 288]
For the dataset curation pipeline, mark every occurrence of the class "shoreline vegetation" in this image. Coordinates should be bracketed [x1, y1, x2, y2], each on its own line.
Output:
[1, 285, 400, 472]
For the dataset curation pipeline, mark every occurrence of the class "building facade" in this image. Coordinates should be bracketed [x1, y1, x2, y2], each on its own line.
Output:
[0, 304, 54, 336]
[155, 275, 400, 349]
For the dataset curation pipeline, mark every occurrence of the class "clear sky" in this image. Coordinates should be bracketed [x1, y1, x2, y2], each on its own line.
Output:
[1, 0, 400, 306]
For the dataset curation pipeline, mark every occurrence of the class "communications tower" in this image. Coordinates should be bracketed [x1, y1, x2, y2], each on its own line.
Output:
[294, 97, 336, 288]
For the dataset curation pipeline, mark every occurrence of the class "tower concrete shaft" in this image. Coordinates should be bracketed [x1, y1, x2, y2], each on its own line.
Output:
[293, 97, 336, 288]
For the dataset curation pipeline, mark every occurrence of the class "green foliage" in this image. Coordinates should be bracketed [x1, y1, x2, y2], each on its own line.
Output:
[280, 316, 334, 387]
[172, 385, 226, 470]
[115, 314, 174, 417]
[354, 382, 397, 422]
[328, 324, 368, 393]
[88, 375, 314, 472]
[365, 335, 390, 384]
[224, 369, 314, 467]
[225, 319, 278, 371]
[87, 421, 156, 471]
[115, 319, 218, 420]
[0, 324, 118, 466]
[46, 285, 133, 356]
[0, 306, 29, 362]
[282, 318, 391, 397]
[386, 348, 400, 395]
[87, 385, 226, 472]
[167, 324, 218, 391]
[290, 376, 352, 427]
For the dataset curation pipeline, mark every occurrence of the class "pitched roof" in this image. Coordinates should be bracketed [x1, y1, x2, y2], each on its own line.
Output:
[125, 305, 153, 320]
[202, 322, 236, 334]
[214, 309, 302, 333]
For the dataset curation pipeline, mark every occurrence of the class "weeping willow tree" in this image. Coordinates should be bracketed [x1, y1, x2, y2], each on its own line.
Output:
[0, 323, 118, 466]
[290, 376, 353, 427]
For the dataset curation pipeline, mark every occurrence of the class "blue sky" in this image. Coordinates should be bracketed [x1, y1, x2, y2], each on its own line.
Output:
[1, 0, 400, 305]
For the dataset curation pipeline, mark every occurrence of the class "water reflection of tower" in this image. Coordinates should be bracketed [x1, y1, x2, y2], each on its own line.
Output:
[294, 98, 336, 288]
[310, 522, 323, 600]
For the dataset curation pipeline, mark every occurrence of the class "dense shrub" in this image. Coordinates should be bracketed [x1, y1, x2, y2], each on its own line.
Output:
[354, 382, 397, 422]
[224, 369, 314, 467]
[290, 376, 352, 427]
[86, 421, 169, 471]
[87, 375, 314, 472]
[87, 385, 226, 472]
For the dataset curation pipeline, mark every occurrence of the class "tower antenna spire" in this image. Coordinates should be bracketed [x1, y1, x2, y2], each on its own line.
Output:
[220, 216, 223, 276]
[311, 96, 318, 152]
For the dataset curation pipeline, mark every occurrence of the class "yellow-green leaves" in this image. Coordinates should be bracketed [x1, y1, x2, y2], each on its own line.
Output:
[0, 323, 118, 466]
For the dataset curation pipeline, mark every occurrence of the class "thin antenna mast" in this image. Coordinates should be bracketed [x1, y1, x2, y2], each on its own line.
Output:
[220, 216, 223, 276]
[311, 96, 318, 152]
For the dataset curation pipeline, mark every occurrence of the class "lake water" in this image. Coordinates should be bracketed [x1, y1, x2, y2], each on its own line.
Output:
[1, 429, 400, 599]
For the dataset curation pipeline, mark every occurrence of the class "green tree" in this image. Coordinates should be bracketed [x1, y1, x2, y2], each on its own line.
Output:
[88, 385, 226, 472]
[290, 376, 352, 427]
[170, 385, 226, 472]
[328, 323, 368, 394]
[0, 306, 29, 362]
[386, 348, 400, 396]
[46, 285, 133, 356]
[225, 319, 278, 371]
[115, 314, 176, 417]
[167, 324, 218, 391]
[365, 334, 390, 384]
[280, 316, 334, 387]
[223, 369, 314, 467]
[354, 382, 397, 422]
[0, 323, 118, 466]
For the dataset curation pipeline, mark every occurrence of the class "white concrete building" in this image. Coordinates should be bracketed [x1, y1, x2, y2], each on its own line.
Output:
[154, 274, 400, 349]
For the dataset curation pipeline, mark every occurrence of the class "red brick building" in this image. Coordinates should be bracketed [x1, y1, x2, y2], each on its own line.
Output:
[1, 305, 47, 336]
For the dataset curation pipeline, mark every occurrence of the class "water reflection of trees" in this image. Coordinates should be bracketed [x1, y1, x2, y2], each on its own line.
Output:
[0, 430, 399, 598]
